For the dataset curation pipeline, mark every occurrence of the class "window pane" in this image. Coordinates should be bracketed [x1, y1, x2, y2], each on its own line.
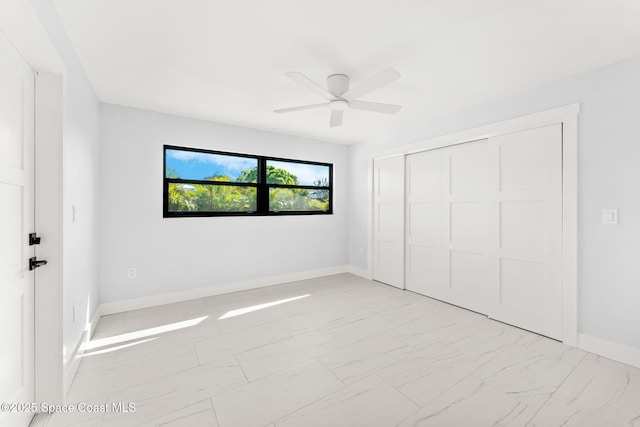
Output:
[269, 188, 330, 212]
[166, 149, 258, 182]
[168, 183, 257, 212]
[266, 160, 330, 186]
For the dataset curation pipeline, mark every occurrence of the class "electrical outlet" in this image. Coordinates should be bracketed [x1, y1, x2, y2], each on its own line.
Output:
[127, 267, 137, 279]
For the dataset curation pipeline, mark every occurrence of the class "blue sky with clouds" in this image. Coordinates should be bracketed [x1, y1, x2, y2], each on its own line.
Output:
[166, 149, 256, 181]
[166, 149, 329, 185]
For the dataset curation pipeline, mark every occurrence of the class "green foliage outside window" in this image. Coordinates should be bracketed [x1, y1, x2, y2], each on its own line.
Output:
[167, 165, 330, 213]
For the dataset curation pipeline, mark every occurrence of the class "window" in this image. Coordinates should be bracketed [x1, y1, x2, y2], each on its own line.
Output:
[163, 145, 332, 217]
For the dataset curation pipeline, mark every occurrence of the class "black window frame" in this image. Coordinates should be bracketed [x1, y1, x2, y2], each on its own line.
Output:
[163, 145, 333, 217]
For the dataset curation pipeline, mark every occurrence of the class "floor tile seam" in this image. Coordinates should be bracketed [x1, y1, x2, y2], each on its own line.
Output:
[93, 350, 200, 400]
[46, 413, 104, 427]
[326, 342, 417, 383]
[372, 301, 430, 316]
[506, 341, 586, 369]
[520, 393, 558, 427]
[237, 351, 342, 384]
[392, 377, 479, 427]
[212, 365, 347, 427]
[111, 397, 213, 427]
[121, 309, 189, 322]
[379, 309, 448, 329]
[30, 413, 50, 427]
[213, 318, 294, 337]
[232, 354, 251, 384]
[372, 372, 426, 410]
[553, 363, 631, 426]
[103, 385, 208, 416]
[547, 354, 594, 408]
[322, 330, 391, 352]
[111, 340, 201, 369]
[403, 362, 481, 410]
[236, 345, 340, 383]
[192, 320, 293, 352]
[316, 333, 413, 370]
[207, 396, 221, 427]
[223, 330, 295, 364]
[268, 372, 388, 426]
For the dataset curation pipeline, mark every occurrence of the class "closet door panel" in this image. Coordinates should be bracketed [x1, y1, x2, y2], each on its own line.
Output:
[488, 124, 563, 339]
[442, 141, 489, 313]
[373, 156, 405, 289]
[405, 150, 445, 295]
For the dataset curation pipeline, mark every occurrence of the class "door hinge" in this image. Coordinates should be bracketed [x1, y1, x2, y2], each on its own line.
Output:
[29, 233, 41, 245]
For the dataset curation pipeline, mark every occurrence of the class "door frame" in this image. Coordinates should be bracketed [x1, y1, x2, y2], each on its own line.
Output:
[368, 103, 579, 346]
[1, 0, 66, 404]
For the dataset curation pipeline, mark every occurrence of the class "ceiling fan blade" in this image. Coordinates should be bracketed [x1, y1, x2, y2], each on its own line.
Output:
[285, 72, 333, 100]
[274, 103, 328, 114]
[349, 100, 402, 114]
[344, 68, 401, 100]
[330, 110, 343, 127]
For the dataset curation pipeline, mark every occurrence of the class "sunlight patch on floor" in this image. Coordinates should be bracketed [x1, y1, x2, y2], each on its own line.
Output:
[84, 316, 208, 352]
[218, 294, 310, 320]
[80, 337, 158, 357]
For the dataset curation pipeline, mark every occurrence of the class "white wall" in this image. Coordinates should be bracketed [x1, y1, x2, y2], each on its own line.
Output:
[30, 0, 101, 364]
[99, 104, 348, 303]
[349, 55, 640, 351]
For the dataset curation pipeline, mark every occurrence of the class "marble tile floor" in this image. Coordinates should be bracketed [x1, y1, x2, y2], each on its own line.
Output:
[31, 274, 640, 427]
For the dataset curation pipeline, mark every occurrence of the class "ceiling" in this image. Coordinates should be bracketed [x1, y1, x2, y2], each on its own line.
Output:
[53, 0, 640, 144]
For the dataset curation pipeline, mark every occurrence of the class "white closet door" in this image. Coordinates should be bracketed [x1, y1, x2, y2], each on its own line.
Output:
[405, 150, 446, 296]
[442, 141, 489, 313]
[488, 124, 563, 339]
[405, 141, 489, 313]
[373, 156, 404, 288]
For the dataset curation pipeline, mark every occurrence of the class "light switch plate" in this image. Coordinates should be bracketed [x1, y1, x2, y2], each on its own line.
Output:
[602, 209, 618, 224]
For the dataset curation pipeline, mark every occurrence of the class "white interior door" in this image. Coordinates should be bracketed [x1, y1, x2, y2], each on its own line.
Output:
[488, 124, 563, 339]
[0, 31, 36, 427]
[373, 156, 404, 289]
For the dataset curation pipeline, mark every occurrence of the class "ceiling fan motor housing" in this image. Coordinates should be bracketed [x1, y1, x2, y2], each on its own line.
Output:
[327, 74, 349, 96]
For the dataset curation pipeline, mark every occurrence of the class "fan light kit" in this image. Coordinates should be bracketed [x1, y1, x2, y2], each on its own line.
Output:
[275, 68, 402, 127]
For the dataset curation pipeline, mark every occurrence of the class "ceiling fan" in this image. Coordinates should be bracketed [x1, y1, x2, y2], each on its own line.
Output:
[274, 68, 402, 127]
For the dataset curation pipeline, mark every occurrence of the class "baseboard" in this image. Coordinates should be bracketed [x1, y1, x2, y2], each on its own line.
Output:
[100, 265, 353, 316]
[63, 334, 83, 398]
[63, 306, 102, 398]
[347, 265, 371, 279]
[578, 333, 640, 369]
[88, 305, 102, 339]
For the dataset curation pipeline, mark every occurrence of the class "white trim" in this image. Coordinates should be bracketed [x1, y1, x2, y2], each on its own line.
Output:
[100, 266, 350, 315]
[62, 306, 101, 397]
[34, 72, 64, 405]
[63, 338, 82, 397]
[347, 265, 370, 279]
[371, 104, 581, 159]
[561, 116, 579, 347]
[367, 104, 580, 346]
[578, 333, 640, 369]
[87, 305, 102, 340]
